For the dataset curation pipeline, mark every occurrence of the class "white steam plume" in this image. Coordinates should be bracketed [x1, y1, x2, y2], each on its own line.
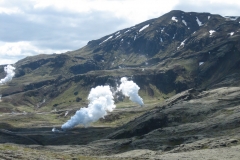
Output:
[118, 77, 144, 106]
[61, 85, 116, 130]
[0, 65, 15, 85]
[0, 65, 15, 102]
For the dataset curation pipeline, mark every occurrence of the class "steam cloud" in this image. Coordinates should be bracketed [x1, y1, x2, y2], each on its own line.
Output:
[0, 65, 15, 85]
[0, 65, 15, 102]
[118, 77, 144, 106]
[59, 77, 144, 130]
[61, 85, 116, 130]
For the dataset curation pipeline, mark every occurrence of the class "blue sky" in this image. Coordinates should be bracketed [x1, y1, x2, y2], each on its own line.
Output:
[1, 0, 240, 65]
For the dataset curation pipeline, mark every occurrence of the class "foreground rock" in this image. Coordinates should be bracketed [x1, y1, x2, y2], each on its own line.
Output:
[1, 87, 240, 159]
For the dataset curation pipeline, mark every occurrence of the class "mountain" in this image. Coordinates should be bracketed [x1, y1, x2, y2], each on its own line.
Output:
[1, 10, 240, 110]
[0, 10, 240, 159]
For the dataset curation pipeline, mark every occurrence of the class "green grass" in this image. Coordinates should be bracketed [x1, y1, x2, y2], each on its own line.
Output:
[43, 81, 90, 112]
[0, 112, 64, 128]
[15, 105, 35, 113]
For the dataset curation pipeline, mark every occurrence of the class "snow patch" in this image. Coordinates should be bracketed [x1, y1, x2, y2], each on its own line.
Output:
[160, 37, 163, 42]
[177, 39, 187, 49]
[134, 35, 137, 41]
[172, 16, 178, 22]
[182, 20, 187, 26]
[65, 111, 69, 117]
[115, 31, 120, 35]
[99, 36, 113, 45]
[124, 30, 130, 34]
[230, 32, 234, 36]
[173, 34, 176, 39]
[139, 24, 149, 32]
[225, 16, 239, 21]
[209, 30, 216, 36]
[199, 62, 204, 66]
[161, 28, 165, 33]
[208, 16, 210, 20]
[196, 17, 203, 26]
[115, 34, 121, 39]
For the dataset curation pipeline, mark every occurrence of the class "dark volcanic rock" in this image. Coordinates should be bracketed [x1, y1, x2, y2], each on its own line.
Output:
[70, 60, 100, 75]
[106, 87, 240, 152]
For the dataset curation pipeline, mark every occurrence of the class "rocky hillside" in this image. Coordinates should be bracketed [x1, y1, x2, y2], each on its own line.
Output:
[0, 10, 240, 111]
[1, 10, 240, 159]
[1, 87, 240, 159]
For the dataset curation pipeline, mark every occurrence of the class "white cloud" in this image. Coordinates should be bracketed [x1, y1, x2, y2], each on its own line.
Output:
[0, 41, 68, 64]
[174, 0, 240, 16]
[210, 0, 240, 5]
[0, 41, 33, 56]
[0, 58, 17, 65]
[33, 0, 179, 24]
[0, 6, 22, 14]
[1, 0, 240, 64]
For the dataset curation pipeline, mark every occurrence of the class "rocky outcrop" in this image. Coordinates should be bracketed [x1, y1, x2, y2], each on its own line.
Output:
[103, 87, 240, 152]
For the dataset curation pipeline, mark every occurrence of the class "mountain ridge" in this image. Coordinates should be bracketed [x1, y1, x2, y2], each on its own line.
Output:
[0, 9, 240, 111]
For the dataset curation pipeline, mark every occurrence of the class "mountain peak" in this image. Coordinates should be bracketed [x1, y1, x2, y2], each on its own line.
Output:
[1, 10, 240, 111]
[85, 10, 222, 60]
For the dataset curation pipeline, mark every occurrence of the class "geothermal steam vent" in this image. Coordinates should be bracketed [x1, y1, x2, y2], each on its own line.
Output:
[0, 65, 15, 85]
[60, 77, 144, 130]
[61, 85, 116, 130]
[117, 77, 144, 106]
[0, 64, 15, 101]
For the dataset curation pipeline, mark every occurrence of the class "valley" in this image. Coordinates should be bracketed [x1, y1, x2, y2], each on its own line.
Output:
[0, 10, 240, 159]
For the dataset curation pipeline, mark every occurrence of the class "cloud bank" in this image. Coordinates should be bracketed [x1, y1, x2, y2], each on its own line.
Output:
[1, 0, 240, 64]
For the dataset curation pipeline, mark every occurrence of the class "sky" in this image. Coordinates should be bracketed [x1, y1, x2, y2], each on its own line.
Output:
[1, 0, 240, 65]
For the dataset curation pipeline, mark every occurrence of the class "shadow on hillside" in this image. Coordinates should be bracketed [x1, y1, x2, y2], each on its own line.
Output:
[0, 126, 115, 145]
